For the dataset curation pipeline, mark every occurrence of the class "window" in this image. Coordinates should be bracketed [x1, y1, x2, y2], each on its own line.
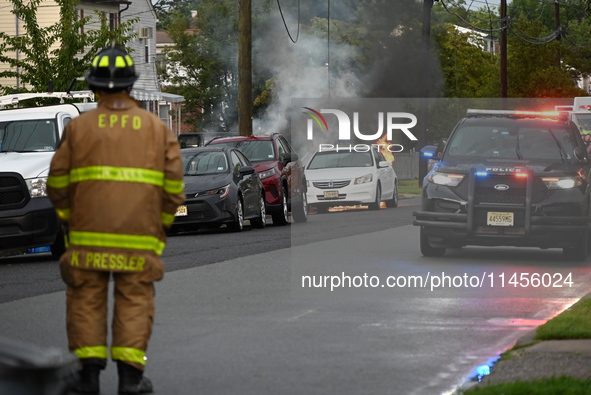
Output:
[109, 12, 117, 31]
[308, 151, 373, 169]
[231, 151, 243, 174]
[181, 151, 228, 175]
[0, 120, 58, 152]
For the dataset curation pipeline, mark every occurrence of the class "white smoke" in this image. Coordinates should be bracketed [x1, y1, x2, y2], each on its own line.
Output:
[252, 4, 362, 146]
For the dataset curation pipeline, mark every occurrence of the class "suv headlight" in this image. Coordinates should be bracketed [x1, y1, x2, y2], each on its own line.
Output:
[542, 177, 582, 189]
[26, 177, 48, 198]
[258, 168, 276, 180]
[354, 173, 373, 184]
[428, 172, 465, 187]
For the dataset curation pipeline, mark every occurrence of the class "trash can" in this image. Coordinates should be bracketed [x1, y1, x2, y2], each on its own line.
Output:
[0, 336, 80, 395]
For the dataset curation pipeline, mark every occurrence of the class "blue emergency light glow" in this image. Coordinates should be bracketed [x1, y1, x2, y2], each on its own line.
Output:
[475, 171, 488, 177]
[423, 152, 434, 158]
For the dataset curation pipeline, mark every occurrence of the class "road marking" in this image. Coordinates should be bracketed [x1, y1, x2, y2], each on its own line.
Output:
[285, 308, 319, 322]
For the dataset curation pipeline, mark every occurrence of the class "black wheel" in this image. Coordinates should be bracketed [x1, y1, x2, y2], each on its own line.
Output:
[292, 191, 309, 223]
[272, 187, 289, 226]
[563, 231, 589, 262]
[385, 182, 398, 208]
[368, 184, 381, 210]
[227, 198, 244, 232]
[420, 227, 446, 257]
[50, 225, 67, 259]
[250, 195, 267, 229]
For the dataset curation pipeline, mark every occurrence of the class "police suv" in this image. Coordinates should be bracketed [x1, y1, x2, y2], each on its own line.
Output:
[0, 92, 95, 258]
[413, 109, 591, 261]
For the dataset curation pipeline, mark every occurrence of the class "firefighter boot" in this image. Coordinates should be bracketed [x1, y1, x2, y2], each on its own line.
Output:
[72, 358, 105, 394]
[117, 361, 154, 394]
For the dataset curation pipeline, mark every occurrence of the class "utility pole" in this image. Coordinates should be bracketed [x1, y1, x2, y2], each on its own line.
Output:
[238, 0, 253, 136]
[500, 0, 507, 104]
[418, 0, 434, 186]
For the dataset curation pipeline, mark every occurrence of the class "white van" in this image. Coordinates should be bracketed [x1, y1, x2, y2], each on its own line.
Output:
[570, 97, 591, 134]
[0, 93, 95, 257]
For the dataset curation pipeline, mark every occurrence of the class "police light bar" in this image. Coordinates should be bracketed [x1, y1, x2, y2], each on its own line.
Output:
[466, 109, 564, 119]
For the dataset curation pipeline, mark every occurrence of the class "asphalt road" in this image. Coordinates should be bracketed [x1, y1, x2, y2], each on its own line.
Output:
[0, 199, 418, 304]
[1, 198, 591, 394]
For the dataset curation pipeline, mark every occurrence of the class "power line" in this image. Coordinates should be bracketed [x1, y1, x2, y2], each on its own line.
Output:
[276, 0, 300, 43]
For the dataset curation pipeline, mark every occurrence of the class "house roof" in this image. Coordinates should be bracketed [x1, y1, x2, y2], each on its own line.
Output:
[131, 88, 185, 103]
[156, 30, 174, 44]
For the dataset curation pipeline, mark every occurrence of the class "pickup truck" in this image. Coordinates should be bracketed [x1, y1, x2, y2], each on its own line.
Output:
[0, 93, 95, 258]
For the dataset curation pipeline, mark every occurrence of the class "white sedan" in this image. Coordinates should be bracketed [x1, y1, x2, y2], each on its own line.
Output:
[305, 148, 398, 213]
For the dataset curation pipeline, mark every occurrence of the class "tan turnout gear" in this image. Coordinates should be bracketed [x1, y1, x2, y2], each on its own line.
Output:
[47, 91, 185, 370]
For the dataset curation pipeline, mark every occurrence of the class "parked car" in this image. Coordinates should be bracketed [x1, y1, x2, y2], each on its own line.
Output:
[171, 146, 266, 233]
[413, 109, 591, 260]
[206, 133, 308, 225]
[178, 132, 238, 148]
[305, 147, 398, 213]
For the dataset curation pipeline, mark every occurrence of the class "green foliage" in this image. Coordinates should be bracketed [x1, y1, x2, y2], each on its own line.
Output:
[433, 23, 499, 98]
[398, 180, 422, 195]
[161, 0, 239, 133]
[463, 376, 591, 394]
[561, 18, 591, 76]
[160, 0, 274, 133]
[536, 298, 591, 340]
[153, 0, 200, 30]
[0, 0, 137, 95]
[507, 17, 587, 98]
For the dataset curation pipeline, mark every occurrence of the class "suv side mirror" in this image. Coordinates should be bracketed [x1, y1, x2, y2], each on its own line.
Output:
[284, 152, 298, 163]
[239, 165, 256, 176]
[574, 146, 586, 162]
[420, 145, 440, 160]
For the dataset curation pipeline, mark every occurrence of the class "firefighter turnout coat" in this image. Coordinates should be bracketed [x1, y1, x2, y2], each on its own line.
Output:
[47, 92, 185, 367]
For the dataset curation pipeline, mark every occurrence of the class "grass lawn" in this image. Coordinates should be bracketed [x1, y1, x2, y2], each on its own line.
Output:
[398, 179, 422, 196]
[463, 376, 591, 394]
[535, 298, 591, 340]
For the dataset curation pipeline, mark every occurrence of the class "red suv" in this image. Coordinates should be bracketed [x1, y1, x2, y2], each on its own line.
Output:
[206, 134, 308, 225]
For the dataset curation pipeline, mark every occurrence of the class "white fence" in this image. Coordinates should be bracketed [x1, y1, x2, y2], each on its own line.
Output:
[392, 152, 419, 180]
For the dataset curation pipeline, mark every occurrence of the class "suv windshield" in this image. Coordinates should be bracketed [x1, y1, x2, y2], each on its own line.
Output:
[0, 120, 58, 152]
[445, 119, 577, 162]
[212, 140, 275, 162]
[308, 151, 374, 169]
[572, 113, 591, 134]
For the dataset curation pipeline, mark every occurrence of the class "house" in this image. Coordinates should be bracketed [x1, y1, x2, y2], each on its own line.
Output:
[454, 25, 497, 55]
[0, 0, 184, 134]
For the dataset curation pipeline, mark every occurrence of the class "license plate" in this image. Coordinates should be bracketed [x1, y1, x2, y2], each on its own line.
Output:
[324, 191, 339, 199]
[487, 211, 513, 226]
[175, 205, 188, 217]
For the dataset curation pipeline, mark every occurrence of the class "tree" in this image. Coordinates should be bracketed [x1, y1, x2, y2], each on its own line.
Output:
[0, 0, 137, 96]
[433, 23, 499, 98]
[152, 0, 199, 30]
[159, 0, 273, 133]
[507, 17, 586, 97]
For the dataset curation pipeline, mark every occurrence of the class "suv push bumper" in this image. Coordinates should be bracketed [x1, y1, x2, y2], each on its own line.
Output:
[0, 197, 59, 253]
[413, 171, 591, 249]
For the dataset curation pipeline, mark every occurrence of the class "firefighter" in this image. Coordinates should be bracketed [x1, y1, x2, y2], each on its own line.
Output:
[47, 44, 185, 394]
